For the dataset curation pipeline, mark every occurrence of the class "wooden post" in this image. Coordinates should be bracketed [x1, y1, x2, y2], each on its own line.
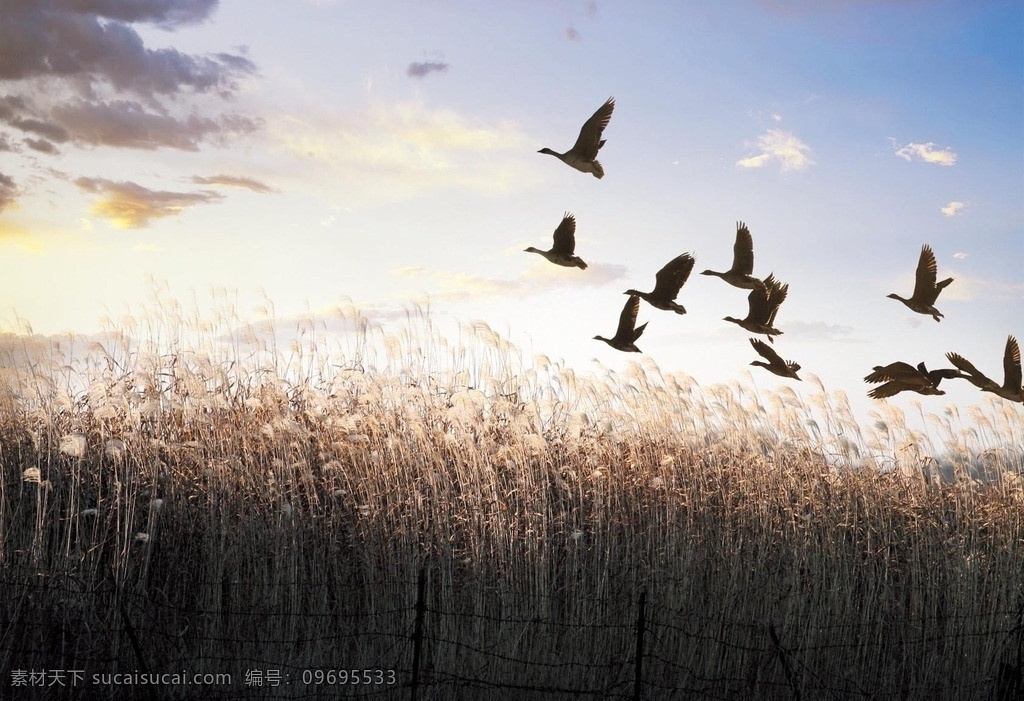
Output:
[633, 589, 646, 701]
[410, 568, 427, 701]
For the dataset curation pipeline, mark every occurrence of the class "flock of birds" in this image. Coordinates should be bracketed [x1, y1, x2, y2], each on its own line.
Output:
[529, 97, 1023, 405]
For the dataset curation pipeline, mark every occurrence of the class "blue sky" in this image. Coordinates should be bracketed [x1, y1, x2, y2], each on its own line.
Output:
[0, 0, 1021, 429]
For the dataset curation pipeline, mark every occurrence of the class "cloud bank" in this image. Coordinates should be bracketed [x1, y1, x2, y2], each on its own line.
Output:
[0, 0, 259, 215]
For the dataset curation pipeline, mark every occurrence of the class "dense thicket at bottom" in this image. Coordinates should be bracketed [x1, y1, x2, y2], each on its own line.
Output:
[0, 332, 1021, 700]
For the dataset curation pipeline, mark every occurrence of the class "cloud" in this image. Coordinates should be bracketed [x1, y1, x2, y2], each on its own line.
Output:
[737, 129, 814, 172]
[941, 201, 967, 217]
[0, 172, 18, 212]
[24, 138, 59, 154]
[407, 61, 449, 79]
[48, 99, 259, 150]
[270, 101, 534, 199]
[191, 174, 277, 193]
[75, 177, 223, 228]
[894, 141, 957, 166]
[952, 252, 968, 260]
[0, 1, 253, 97]
[393, 262, 628, 301]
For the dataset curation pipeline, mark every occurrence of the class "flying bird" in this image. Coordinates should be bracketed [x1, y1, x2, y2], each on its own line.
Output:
[538, 97, 615, 179]
[748, 338, 801, 380]
[700, 222, 766, 290]
[524, 212, 588, 269]
[594, 294, 647, 353]
[863, 361, 952, 399]
[723, 273, 788, 343]
[887, 244, 953, 322]
[946, 336, 1023, 403]
[625, 253, 696, 314]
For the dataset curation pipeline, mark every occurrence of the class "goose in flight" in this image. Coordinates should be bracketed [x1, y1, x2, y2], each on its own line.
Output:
[947, 336, 1023, 403]
[723, 273, 788, 343]
[863, 361, 954, 399]
[538, 97, 615, 179]
[524, 212, 588, 269]
[748, 338, 801, 380]
[625, 253, 695, 315]
[594, 294, 647, 353]
[700, 222, 766, 291]
[887, 244, 953, 322]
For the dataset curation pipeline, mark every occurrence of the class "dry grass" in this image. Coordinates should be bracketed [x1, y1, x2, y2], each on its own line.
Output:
[0, 298, 1021, 699]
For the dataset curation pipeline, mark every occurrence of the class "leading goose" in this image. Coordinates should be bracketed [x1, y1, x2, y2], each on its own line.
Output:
[625, 253, 695, 314]
[700, 222, 766, 291]
[594, 294, 647, 353]
[538, 97, 614, 179]
[887, 244, 953, 322]
[946, 336, 1023, 403]
[524, 212, 588, 269]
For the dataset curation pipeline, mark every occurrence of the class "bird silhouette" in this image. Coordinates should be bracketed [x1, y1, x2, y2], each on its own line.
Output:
[947, 336, 1023, 403]
[749, 338, 801, 380]
[700, 222, 766, 291]
[625, 253, 695, 314]
[524, 212, 588, 269]
[594, 294, 647, 353]
[723, 273, 788, 343]
[864, 361, 949, 399]
[887, 244, 953, 322]
[538, 97, 615, 178]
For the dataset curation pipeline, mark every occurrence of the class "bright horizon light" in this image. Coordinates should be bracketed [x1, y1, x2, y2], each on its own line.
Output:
[1, 1, 1021, 439]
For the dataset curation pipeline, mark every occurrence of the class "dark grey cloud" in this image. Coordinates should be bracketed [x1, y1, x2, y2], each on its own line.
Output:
[24, 138, 59, 154]
[0, 0, 253, 96]
[407, 61, 449, 79]
[10, 117, 71, 143]
[56, 0, 220, 28]
[0, 172, 18, 212]
[75, 176, 223, 228]
[50, 99, 259, 150]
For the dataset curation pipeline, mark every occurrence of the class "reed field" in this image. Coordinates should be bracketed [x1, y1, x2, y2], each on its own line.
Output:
[1, 298, 1022, 700]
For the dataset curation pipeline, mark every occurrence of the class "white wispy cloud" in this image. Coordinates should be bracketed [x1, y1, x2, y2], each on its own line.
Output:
[941, 201, 967, 217]
[894, 141, 957, 166]
[393, 262, 627, 300]
[736, 129, 814, 172]
[270, 101, 534, 199]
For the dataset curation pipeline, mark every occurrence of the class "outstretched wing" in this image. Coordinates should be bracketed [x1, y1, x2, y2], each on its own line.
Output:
[570, 97, 615, 161]
[912, 245, 939, 303]
[750, 337, 784, 366]
[868, 381, 911, 399]
[616, 294, 640, 339]
[945, 352, 989, 381]
[745, 274, 773, 322]
[864, 361, 921, 383]
[765, 279, 789, 326]
[651, 253, 695, 301]
[730, 222, 754, 276]
[551, 212, 577, 255]
[1004, 336, 1022, 391]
